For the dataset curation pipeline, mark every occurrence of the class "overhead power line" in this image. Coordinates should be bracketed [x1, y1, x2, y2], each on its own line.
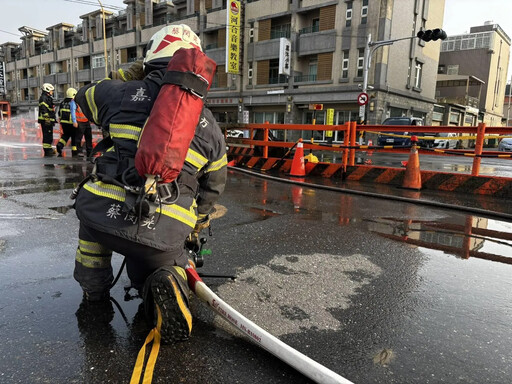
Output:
[63, 0, 124, 11]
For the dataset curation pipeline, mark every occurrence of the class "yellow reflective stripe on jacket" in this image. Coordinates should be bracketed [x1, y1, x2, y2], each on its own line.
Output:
[156, 204, 197, 228]
[85, 85, 98, 124]
[110, 124, 142, 141]
[82, 181, 197, 227]
[205, 154, 227, 173]
[78, 239, 112, 255]
[83, 181, 126, 202]
[76, 248, 112, 269]
[39, 102, 50, 109]
[185, 148, 208, 170]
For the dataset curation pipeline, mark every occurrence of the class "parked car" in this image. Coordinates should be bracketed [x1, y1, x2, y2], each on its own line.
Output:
[226, 129, 244, 138]
[498, 137, 512, 151]
[433, 133, 458, 149]
[377, 117, 426, 147]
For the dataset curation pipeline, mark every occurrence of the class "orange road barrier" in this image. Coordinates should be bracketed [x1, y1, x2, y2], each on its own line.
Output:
[289, 138, 306, 177]
[472, 123, 486, 176]
[402, 136, 422, 190]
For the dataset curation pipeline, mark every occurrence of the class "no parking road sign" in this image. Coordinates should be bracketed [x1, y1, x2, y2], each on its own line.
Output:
[357, 92, 369, 106]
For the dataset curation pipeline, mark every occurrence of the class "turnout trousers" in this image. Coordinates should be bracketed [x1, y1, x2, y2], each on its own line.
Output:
[40, 122, 54, 154]
[57, 123, 77, 155]
[76, 121, 93, 156]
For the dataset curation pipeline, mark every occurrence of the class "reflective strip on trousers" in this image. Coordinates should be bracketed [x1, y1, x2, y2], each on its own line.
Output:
[75, 247, 112, 269]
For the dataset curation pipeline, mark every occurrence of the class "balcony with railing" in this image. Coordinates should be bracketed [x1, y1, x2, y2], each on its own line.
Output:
[205, 42, 219, 51]
[268, 75, 288, 85]
[270, 24, 291, 39]
[298, 25, 320, 35]
[294, 74, 317, 83]
[297, 29, 336, 56]
[436, 95, 480, 108]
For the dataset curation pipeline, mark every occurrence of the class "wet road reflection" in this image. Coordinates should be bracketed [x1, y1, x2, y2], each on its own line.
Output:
[366, 216, 512, 265]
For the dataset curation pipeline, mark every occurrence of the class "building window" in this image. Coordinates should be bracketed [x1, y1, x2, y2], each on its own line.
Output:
[414, 61, 423, 89]
[309, 56, 318, 81]
[270, 24, 291, 39]
[49, 63, 58, 74]
[248, 62, 253, 86]
[346, 2, 352, 27]
[447, 64, 459, 75]
[361, 0, 368, 25]
[92, 54, 105, 69]
[342, 50, 349, 79]
[357, 49, 364, 77]
[449, 111, 460, 124]
[269, 59, 287, 84]
[433, 105, 445, 122]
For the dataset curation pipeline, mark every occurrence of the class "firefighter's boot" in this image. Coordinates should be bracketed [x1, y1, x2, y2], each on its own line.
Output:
[143, 266, 192, 344]
[56, 141, 64, 157]
[44, 148, 56, 157]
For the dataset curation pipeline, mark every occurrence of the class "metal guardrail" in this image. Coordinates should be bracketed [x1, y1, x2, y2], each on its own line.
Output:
[224, 122, 512, 176]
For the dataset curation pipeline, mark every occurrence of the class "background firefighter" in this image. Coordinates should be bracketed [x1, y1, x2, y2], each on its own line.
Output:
[74, 103, 93, 158]
[56, 87, 79, 157]
[37, 83, 56, 157]
[72, 24, 227, 344]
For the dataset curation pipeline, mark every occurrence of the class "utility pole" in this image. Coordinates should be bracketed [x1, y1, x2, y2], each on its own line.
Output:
[507, 75, 512, 126]
[98, 0, 108, 78]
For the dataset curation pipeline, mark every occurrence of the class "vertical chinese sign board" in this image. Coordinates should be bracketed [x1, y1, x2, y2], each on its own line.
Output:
[226, 0, 241, 74]
[0, 61, 6, 95]
[278, 38, 291, 76]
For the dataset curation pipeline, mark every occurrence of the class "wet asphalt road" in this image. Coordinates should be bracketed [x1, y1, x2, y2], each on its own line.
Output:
[1, 142, 512, 384]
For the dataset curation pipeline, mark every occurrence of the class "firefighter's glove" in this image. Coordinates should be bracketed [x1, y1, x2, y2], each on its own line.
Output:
[110, 60, 144, 81]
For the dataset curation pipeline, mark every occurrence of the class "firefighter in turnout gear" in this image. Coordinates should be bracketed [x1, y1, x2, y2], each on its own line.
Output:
[56, 87, 79, 157]
[73, 24, 227, 344]
[38, 83, 57, 156]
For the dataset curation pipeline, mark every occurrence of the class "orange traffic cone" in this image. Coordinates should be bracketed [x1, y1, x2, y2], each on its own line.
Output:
[289, 139, 306, 177]
[402, 137, 421, 190]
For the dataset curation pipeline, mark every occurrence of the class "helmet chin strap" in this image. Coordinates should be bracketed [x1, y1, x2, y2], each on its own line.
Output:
[142, 59, 170, 75]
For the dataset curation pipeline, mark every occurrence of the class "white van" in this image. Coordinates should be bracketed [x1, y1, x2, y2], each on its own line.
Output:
[433, 133, 458, 149]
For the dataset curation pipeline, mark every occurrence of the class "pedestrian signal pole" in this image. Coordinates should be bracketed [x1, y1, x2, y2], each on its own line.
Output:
[361, 29, 447, 123]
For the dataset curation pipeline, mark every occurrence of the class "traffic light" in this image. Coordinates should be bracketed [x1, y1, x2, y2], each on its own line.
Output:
[417, 28, 447, 42]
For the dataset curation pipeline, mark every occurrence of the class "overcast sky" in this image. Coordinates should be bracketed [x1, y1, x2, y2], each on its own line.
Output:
[1, 0, 511, 79]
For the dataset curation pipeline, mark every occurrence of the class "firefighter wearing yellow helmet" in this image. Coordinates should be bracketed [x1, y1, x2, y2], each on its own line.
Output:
[56, 87, 79, 157]
[37, 83, 56, 156]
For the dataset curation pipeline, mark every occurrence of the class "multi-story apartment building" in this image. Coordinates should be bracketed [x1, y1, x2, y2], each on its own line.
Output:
[1, 0, 446, 137]
[438, 22, 511, 127]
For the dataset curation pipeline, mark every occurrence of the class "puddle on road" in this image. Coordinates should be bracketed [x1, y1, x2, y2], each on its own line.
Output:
[248, 207, 281, 219]
[366, 216, 512, 265]
[49, 206, 74, 214]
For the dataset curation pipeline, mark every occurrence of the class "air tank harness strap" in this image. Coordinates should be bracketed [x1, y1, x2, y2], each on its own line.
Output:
[162, 70, 209, 99]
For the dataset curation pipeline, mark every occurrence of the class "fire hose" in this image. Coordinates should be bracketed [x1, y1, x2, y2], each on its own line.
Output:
[131, 239, 353, 384]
